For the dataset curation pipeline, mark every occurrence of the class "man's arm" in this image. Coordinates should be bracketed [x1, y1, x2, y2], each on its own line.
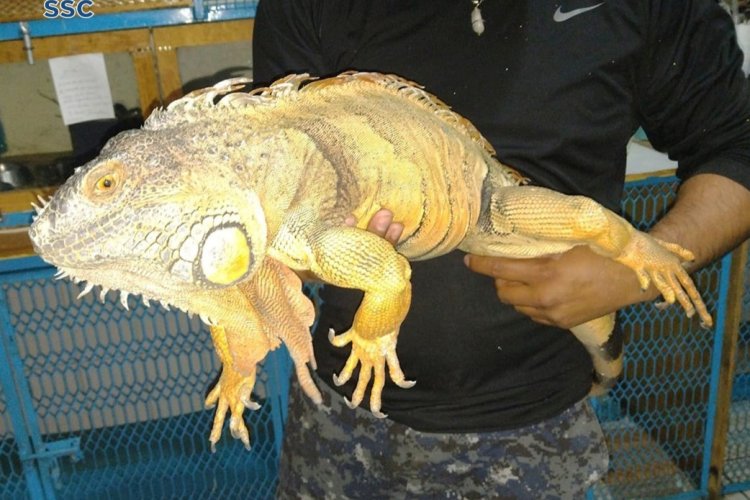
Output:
[465, 173, 750, 329]
[650, 174, 750, 270]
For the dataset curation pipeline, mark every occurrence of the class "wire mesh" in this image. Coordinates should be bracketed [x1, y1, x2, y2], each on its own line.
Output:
[0, 269, 283, 500]
[0, 385, 26, 500]
[590, 178, 720, 499]
[723, 245, 750, 489]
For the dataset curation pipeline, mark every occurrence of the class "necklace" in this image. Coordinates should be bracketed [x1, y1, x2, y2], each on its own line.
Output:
[471, 0, 486, 36]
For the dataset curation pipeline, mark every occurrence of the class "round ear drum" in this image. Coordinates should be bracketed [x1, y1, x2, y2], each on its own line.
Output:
[199, 224, 252, 286]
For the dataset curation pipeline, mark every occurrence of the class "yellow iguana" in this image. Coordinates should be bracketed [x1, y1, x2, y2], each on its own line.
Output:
[28, 71, 711, 451]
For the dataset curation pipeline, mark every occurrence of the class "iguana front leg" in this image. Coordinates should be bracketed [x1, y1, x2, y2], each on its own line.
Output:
[301, 226, 416, 417]
[204, 257, 319, 451]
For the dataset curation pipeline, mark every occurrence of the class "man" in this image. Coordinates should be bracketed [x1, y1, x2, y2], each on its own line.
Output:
[252, 1, 750, 497]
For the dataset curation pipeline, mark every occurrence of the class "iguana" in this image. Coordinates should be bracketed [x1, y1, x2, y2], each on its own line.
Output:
[29, 71, 711, 451]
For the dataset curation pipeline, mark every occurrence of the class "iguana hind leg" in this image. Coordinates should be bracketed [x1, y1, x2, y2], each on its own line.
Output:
[306, 226, 415, 418]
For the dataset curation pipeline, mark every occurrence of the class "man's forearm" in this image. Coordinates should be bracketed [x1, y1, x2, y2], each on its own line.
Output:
[649, 173, 750, 271]
[619, 172, 750, 307]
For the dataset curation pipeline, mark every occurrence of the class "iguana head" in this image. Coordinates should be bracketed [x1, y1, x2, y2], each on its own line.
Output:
[29, 126, 267, 314]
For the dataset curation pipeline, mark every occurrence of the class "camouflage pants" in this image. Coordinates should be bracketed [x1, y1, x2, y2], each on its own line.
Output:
[276, 375, 609, 500]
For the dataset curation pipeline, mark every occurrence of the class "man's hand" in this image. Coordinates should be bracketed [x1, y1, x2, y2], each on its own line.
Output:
[345, 209, 404, 245]
[464, 247, 657, 329]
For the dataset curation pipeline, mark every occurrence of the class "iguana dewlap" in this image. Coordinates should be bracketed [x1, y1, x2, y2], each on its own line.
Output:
[28, 71, 711, 450]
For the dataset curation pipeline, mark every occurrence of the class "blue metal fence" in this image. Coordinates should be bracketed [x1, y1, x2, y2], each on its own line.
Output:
[589, 177, 732, 499]
[0, 257, 291, 500]
[722, 241, 750, 495]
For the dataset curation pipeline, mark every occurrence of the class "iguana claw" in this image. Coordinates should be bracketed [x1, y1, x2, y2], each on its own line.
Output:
[328, 328, 414, 417]
[344, 396, 388, 418]
[328, 328, 352, 347]
[205, 367, 258, 452]
[616, 232, 712, 328]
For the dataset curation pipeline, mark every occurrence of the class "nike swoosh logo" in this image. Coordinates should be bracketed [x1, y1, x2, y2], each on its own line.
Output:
[553, 3, 605, 22]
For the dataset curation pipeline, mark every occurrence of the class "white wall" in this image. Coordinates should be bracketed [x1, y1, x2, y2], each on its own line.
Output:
[0, 40, 251, 157]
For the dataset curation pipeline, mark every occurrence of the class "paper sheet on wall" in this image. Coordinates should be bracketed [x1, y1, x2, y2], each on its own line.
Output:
[49, 53, 115, 125]
[737, 24, 750, 76]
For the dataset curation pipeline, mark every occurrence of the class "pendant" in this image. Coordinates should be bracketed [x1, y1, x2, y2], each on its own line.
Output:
[471, 2, 485, 36]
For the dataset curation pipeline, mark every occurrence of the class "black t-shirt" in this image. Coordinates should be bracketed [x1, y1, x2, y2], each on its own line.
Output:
[253, 0, 750, 432]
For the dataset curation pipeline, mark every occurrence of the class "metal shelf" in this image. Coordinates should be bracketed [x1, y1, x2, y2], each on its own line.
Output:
[0, 3, 256, 42]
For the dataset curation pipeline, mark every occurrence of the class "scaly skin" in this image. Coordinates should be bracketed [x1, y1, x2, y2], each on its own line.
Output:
[29, 71, 712, 449]
[206, 257, 318, 450]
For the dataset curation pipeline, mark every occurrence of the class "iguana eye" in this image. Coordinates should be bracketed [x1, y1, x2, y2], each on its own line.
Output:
[84, 161, 124, 199]
[96, 175, 116, 191]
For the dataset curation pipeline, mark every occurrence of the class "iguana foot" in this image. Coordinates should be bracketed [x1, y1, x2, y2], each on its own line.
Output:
[328, 328, 415, 418]
[205, 367, 258, 452]
[615, 232, 712, 327]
